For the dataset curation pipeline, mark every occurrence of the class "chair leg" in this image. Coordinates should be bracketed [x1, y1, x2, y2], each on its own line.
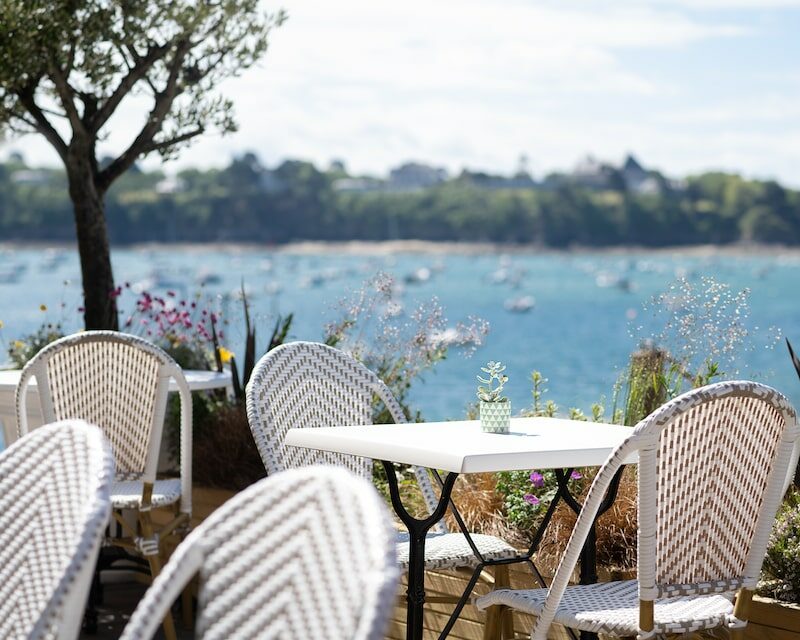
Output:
[495, 565, 514, 639]
[730, 588, 753, 640]
[483, 565, 513, 640]
[139, 509, 177, 640]
[145, 551, 177, 640]
[483, 604, 502, 640]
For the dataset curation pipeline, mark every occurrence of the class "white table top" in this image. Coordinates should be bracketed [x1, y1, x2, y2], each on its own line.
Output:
[285, 417, 637, 473]
[0, 368, 231, 393]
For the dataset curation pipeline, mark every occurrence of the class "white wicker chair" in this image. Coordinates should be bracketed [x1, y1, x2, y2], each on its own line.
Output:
[15, 330, 193, 640]
[119, 465, 399, 640]
[245, 342, 519, 625]
[477, 380, 800, 640]
[0, 420, 114, 640]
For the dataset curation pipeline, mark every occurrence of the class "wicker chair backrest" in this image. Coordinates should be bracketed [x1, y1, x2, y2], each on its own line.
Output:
[528, 381, 799, 640]
[120, 466, 398, 640]
[0, 421, 113, 640]
[16, 331, 192, 494]
[246, 341, 447, 533]
[638, 381, 799, 598]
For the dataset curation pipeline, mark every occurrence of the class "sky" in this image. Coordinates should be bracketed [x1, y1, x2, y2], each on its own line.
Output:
[3, 0, 800, 184]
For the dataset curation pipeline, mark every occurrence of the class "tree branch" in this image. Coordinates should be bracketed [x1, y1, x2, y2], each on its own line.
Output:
[96, 39, 193, 191]
[48, 60, 84, 133]
[89, 40, 173, 134]
[141, 126, 205, 155]
[15, 88, 68, 161]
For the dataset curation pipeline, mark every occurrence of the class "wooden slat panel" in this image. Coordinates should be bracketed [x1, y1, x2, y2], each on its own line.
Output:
[388, 569, 574, 640]
[745, 623, 800, 640]
[748, 598, 800, 636]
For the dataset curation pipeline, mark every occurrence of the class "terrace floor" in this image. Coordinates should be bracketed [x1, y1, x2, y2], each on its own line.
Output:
[80, 581, 190, 640]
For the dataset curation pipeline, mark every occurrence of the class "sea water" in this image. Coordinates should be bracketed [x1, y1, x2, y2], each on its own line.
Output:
[1, 245, 798, 420]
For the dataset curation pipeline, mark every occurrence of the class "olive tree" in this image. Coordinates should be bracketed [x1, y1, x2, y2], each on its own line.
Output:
[0, 1, 285, 328]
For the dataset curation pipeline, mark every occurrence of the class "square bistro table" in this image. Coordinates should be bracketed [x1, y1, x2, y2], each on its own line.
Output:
[286, 417, 637, 640]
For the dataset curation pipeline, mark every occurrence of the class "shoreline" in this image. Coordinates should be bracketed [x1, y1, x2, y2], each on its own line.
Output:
[3, 239, 800, 257]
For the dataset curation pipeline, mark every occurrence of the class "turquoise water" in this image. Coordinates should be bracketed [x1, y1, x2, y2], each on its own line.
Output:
[1, 246, 798, 420]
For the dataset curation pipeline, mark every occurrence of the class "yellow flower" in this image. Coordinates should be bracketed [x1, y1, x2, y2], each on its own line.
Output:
[0, 320, 4, 329]
[218, 346, 234, 364]
[39, 304, 47, 312]
[13, 340, 25, 349]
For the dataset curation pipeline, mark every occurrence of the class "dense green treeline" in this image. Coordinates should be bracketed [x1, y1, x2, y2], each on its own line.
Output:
[1, 155, 799, 245]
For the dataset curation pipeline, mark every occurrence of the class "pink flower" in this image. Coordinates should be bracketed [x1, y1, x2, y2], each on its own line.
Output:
[570, 470, 583, 480]
[523, 494, 540, 506]
[529, 471, 544, 488]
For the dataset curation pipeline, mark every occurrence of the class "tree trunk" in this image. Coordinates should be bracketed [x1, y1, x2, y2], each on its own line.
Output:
[66, 148, 119, 331]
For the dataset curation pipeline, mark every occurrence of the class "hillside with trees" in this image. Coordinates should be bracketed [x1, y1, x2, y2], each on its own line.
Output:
[1, 152, 799, 246]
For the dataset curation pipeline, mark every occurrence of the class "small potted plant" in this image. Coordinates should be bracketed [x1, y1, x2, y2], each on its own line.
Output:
[477, 361, 510, 434]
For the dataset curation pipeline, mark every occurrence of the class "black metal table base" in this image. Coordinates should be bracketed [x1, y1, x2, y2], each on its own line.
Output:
[382, 461, 625, 640]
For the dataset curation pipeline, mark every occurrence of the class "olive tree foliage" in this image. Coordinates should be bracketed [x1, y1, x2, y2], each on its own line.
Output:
[0, 0, 286, 329]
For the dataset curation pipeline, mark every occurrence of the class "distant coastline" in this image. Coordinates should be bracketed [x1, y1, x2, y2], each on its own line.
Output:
[3, 239, 800, 257]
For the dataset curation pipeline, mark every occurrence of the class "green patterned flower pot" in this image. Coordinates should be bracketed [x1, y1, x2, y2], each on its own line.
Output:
[480, 400, 510, 434]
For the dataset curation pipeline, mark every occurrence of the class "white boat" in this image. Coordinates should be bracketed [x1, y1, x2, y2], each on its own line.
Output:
[504, 295, 535, 313]
[404, 267, 431, 284]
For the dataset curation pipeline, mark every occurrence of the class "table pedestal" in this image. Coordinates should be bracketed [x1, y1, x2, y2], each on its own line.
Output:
[382, 461, 625, 640]
[382, 462, 458, 640]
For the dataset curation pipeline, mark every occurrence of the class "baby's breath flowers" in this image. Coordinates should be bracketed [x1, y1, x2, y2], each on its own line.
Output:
[325, 272, 489, 420]
[631, 275, 781, 382]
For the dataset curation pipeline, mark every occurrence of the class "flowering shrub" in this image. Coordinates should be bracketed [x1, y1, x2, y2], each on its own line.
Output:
[117, 285, 224, 370]
[6, 322, 65, 368]
[631, 276, 780, 391]
[324, 271, 489, 422]
[761, 490, 800, 602]
[2, 285, 72, 367]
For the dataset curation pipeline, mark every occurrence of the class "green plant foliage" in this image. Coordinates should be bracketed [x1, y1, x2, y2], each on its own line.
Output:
[760, 489, 800, 603]
[477, 361, 508, 403]
[0, 1, 285, 162]
[1, 158, 800, 245]
[6, 323, 64, 368]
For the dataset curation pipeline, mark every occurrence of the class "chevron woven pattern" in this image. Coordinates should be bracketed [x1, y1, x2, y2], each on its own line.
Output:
[16, 331, 193, 515]
[120, 466, 398, 640]
[477, 580, 734, 636]
[246, 341, 446, 534]
[0, 420, 113, 640]
[395, 531, 518, 570]
[477, 380, 800, 640]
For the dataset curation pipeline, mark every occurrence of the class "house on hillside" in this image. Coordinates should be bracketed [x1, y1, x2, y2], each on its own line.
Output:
[387, 162, 448, 191]
[332, 177, 384, 193]
[621, 154, 661, 195]
[571, 155, 616, 189]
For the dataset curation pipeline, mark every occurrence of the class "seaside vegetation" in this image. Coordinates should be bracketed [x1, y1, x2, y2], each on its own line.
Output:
[1, 154, 799, 246]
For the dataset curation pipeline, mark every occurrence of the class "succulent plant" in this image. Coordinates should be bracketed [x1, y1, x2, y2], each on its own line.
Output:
[477, 360, 509, 403]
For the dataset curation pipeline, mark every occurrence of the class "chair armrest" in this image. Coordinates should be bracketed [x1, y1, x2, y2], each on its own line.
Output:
[531, 435, 640, 640]
[120, 536, 203, 640]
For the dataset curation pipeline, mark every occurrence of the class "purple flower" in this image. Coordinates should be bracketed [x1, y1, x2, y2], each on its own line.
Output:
[523, 494, 540, 506]
[529, 471, 544, 488]
[570, 470, 582, 480]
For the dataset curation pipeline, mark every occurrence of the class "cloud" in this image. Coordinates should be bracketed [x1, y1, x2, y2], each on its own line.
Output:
[3, 0, 798, 186]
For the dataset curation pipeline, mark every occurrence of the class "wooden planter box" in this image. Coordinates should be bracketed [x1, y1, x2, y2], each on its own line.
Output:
[385, 562, 570, 640]
[745, 597, 800, 640]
